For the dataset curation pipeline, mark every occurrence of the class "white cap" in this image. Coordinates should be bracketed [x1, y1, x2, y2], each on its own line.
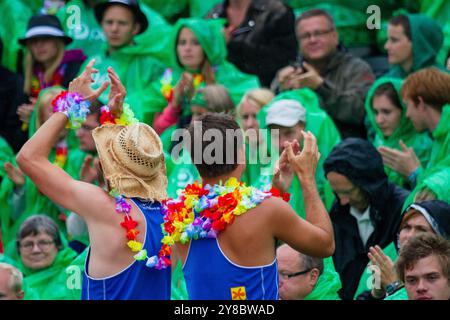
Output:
[266, 99, 306, 127]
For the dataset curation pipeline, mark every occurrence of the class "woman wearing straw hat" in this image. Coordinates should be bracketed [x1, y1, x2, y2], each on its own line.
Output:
[16, 60, 171, 300]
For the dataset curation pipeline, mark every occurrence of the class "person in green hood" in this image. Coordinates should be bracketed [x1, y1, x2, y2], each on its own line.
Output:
[365, 77, 432, 189]
[0, 87, 84, 251]
[14, 215, 78, 300]
[150, 17, 259, 134]
[384, 14, 445, 79]
[80, 0, 170, 125]
[277, 243, 341, 300]
[378, 68, 450, 190]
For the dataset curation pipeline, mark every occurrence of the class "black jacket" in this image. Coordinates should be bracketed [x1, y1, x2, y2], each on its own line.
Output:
[324, 138, 409, 300]
[0, 66, 27, 153]
[207, 0, 297, 87]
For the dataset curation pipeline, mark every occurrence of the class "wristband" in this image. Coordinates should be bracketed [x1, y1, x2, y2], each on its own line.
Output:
[52, 91, 91, 129]
[100, 103, 138, 126]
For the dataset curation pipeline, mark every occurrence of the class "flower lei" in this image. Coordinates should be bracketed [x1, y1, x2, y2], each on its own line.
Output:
[54, 140, 68, 168]
[99, 103, 138, 126]
[160, 68, 204, 103]
[52, 91, 91, 129]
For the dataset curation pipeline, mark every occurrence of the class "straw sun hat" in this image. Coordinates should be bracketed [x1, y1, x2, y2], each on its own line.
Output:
[92, 123, 168, 201]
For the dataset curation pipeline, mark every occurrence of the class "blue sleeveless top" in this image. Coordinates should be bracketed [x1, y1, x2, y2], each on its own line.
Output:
[183, 238, 279, 300]
[81, 199, 171, 300]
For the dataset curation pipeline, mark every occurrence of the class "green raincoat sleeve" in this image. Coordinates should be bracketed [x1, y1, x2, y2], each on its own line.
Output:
[0, 1, 32, 72]
[385, 14, 446, 79]
[304, 257, 342, 300]
[56, 0, 106, 58]
[365, 77, 433, 189]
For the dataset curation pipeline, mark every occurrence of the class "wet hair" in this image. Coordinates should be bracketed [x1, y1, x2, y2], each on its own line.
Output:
[187, 113, 243, 178]
[401, 67, 450, 112]
[16, 215, 63, 252]
[389, 15, 412, 41]
[372, 82, 403, 111]
[396, 233, 450, 284]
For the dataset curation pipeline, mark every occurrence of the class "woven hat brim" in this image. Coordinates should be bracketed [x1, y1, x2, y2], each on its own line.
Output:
[92, 124, 168, 201]
[18, 35, 72, 46]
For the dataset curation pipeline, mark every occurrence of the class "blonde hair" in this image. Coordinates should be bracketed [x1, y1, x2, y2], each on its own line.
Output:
[24, 39, 65, 95]
[238, 88, 274, 112]
[0, 263, 23, 295]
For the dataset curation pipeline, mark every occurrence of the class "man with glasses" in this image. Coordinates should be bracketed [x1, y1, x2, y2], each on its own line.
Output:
[277, 243, 341, 300]
[324, 138, 409, 300]
[271, 9, 375, 139]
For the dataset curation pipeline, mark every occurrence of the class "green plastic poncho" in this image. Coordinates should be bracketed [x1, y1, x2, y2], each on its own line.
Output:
[141, 0, 188, 22]
[384, 287, 408, 300]
[304, 257, 341, 300]
[420, 0, 450, 66]
[0, 136, 14, 181]
[78, 4, 173, 125]
[254, 89, 341, 215]
[385, 14, 445, 79]
[354, 241, 398, 299]
[365, 77, 432, 188]
[146, 18, 260, 126]
[0, 87, 86, 249]
[189, 0, 222, 18]
[288, 0, 418, 49]
[0, 0, 33, 72]
[56, 0, 106, 58]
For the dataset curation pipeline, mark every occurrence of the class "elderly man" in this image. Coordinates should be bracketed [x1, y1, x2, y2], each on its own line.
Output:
[271, 9, 375, 139]
[0, 263, 24, 300]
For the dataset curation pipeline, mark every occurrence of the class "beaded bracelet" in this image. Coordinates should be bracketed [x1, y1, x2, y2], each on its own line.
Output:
[100, 103, 138, 126]
[52, 91, 91, 129]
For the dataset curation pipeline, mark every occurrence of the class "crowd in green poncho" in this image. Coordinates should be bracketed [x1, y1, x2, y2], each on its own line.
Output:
[1, 0, 449, 302]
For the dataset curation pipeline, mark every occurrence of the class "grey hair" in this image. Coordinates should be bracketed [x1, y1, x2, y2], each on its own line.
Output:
[0, 263, 23, 295]
[295, 9, 336, 32]
[16, 214, 63, 251]
[298, 252, 324, 275]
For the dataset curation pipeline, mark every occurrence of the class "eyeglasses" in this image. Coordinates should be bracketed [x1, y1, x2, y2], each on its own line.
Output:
[298, 28, 334, 41]
[19, 240, 55, 252]
[278, 269, 311, 280]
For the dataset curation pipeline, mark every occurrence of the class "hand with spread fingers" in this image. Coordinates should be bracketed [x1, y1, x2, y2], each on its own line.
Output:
[69, 59, 110, 102]
[378, 140, 420, 178]
[107, 66, 126, 117]
[173, 72, 194, 107]
[368, 245, 399, 298]
[286, 131, 320, 184]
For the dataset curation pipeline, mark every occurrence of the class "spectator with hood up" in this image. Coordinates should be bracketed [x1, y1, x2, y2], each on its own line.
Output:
[324, 138, 409, 300]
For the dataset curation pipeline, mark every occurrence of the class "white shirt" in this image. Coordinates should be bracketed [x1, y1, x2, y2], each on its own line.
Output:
[349, 206, 374, 247]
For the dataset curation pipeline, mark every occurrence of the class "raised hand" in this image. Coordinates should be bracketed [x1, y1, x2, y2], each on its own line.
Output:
[4, 162, 25, 187]
[368, 245, 398, 298]
[286, 131, 320, 183]
[69, 59, 109, 102]
[173, 72, 194, 107]
[272, 140, 298, 193]
[378, 140, 420, 178]
[107, 66, 126, 117]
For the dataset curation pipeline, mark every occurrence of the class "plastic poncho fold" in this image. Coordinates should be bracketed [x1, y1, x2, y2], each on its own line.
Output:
[365, 77, 432, 188]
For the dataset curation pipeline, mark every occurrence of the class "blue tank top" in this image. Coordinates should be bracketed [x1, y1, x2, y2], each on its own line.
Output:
[183, 238, 279, 300]
[81, 199, 171, 300]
